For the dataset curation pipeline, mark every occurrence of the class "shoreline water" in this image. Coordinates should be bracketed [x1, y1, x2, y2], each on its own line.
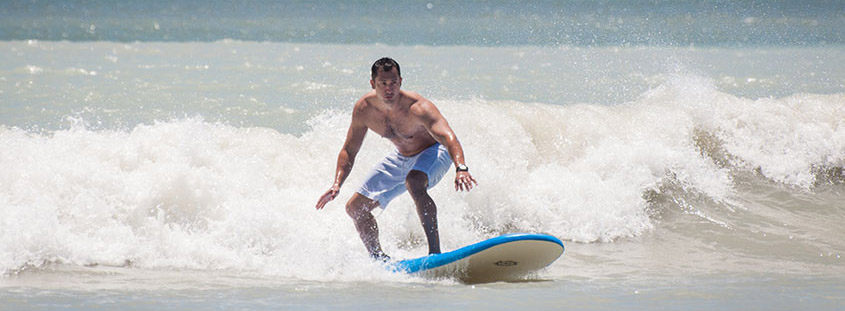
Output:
[3, 264, 844, 310]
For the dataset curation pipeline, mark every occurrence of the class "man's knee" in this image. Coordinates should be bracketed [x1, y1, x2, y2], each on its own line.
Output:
[405, 170, 429, 195]
[346, 193, 377, 219]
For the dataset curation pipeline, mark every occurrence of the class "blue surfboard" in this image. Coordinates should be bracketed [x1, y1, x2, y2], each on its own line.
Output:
[390, 233, 564, 283]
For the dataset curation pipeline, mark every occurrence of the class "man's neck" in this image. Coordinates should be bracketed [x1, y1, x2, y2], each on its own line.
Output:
[382, 94, 403, 109]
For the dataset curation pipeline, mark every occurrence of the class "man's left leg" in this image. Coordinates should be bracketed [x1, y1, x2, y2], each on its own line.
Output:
[405, 170, 440, 254]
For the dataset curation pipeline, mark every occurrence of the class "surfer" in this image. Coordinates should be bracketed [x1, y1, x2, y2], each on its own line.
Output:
[315, 57, 477, 260]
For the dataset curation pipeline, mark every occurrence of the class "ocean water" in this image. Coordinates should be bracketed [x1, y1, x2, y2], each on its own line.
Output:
[1, 1, 844, 310]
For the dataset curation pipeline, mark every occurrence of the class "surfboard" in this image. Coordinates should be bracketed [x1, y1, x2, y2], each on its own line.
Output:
[389, 233, 564, 284]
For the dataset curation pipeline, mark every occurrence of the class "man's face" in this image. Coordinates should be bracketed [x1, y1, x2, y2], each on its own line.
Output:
[370, 67, 402, 103]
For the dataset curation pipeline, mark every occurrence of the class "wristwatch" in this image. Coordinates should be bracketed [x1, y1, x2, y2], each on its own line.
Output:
[456, 164, 469, 172]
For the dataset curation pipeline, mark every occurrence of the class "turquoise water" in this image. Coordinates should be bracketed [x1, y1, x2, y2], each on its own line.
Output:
[1, 1, 844, 310]
[3, 1, 843, 46]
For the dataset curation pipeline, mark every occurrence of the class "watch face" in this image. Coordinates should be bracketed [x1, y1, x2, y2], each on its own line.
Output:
[457, 164, 469, 171]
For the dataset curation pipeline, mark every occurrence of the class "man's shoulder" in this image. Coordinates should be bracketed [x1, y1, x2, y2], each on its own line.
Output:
[404, 91, 437, 115]
[354, 91, 377, 110]
[357, 90, 378, 102]
[401, 90, 425, 102]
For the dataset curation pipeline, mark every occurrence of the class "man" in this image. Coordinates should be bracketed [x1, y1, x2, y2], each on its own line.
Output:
[315, 57, 477, 260]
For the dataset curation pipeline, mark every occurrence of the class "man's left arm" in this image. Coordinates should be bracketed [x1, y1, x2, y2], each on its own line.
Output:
[415, 100, 478, 192]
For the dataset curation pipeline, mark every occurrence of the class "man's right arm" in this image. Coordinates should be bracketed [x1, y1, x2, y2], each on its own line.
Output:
[315, 102, 368, 210]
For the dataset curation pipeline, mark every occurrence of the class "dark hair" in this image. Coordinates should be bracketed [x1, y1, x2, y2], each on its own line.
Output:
[371, 57, 400, 80]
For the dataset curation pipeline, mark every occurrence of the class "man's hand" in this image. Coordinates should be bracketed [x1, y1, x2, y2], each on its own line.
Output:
[316, 185, 340, 210]
[455, 171, 477, 192]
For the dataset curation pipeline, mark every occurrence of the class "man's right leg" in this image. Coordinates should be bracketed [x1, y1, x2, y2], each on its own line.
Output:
[345, 193, 387, 259]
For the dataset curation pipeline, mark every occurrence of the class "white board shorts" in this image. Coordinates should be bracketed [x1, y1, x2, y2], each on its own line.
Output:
[357, 143, 452, 209]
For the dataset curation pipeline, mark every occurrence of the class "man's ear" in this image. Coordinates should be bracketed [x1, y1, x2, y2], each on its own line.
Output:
[370, 79, 375, 89]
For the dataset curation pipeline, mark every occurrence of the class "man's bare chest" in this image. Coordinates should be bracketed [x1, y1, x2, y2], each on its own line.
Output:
[369, 115, 421, 140]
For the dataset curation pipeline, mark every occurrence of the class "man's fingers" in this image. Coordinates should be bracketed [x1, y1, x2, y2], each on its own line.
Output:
[455, 176, 477, 192]
[315, 189, 337, 209]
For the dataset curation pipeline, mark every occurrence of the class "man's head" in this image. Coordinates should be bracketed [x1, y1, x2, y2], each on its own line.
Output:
[370, 57, 402, 102]
[371, 57, 401, 80]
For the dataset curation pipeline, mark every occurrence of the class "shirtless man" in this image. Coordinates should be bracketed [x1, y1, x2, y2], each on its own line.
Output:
[315, 57, 477, 259]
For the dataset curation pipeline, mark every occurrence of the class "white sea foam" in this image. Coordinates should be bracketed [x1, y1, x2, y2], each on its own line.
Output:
[2, 74, 843, 278]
